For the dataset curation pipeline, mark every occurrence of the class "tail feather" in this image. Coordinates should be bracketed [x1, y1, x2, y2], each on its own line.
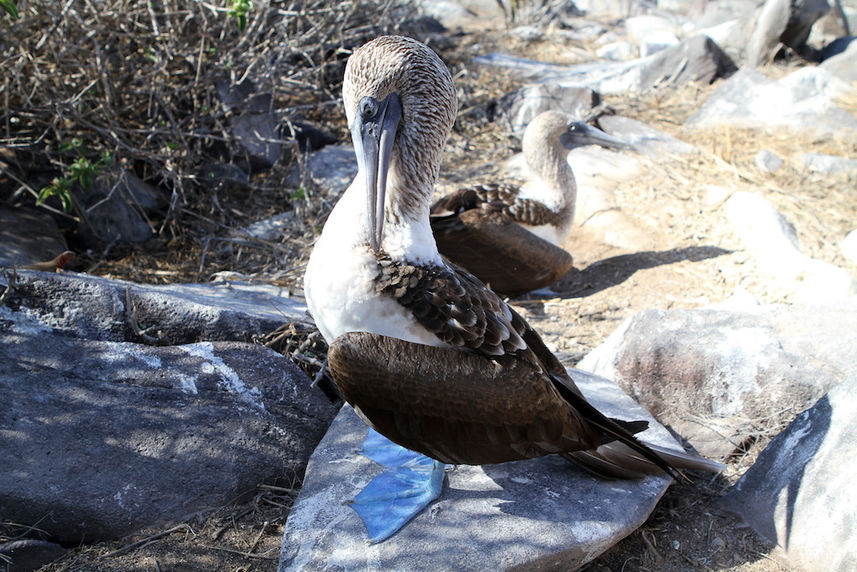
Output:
[563, 441, 726, 480]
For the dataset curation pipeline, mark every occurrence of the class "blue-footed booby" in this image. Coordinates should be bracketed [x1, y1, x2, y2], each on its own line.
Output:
[430, 111, 633, 296]
[304, 35, 722, 542]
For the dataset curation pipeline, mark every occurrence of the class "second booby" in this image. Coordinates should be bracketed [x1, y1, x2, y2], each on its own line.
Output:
[430, 112, 633, 296]
[304, 35, 722, 541]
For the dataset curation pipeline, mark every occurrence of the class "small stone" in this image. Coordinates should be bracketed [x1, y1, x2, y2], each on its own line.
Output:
[754, 149, 783, 172]
[797, 152, 857, 174]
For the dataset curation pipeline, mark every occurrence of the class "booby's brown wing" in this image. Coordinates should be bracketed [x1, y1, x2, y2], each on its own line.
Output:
[328, 331, 604, 465]
[430, 203, 573, 297]
[328, 255, 681, 475]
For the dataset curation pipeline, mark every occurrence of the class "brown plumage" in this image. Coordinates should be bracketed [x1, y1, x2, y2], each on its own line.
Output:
[305, 35, 723, 480]
[430, 112, 631, 296]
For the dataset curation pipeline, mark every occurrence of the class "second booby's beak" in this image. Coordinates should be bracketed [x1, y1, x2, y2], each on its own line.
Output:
[562, 122, 635, 152]
[351, 92, 402, 253]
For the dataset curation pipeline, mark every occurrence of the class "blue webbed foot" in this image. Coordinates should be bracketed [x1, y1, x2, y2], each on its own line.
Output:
[348, 428, 446, 543]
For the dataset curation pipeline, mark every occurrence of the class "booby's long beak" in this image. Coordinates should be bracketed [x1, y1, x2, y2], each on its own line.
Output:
[562, 122, 635, 152]
[351, 92, 402, 252]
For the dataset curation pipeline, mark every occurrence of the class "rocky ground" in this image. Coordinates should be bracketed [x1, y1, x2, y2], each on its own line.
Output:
[3, 1, 857, 570]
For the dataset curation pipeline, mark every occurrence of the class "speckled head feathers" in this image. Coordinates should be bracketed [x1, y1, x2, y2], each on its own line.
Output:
[343, 36, 457, 204]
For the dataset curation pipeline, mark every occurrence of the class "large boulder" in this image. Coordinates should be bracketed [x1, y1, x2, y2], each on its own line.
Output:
[579, 303, 857, 458]
[0, 310, 337, 545]
[0, 270, 336, 546]
[279, 369, 688, 571]
[721, 375, 857, 571]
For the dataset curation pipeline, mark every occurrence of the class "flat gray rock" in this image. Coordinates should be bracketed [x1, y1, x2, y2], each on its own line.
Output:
[579, 303, 857, 459]
[474, 35, 735, 94]
[279, 369, 684, 571]
[686, 67, 857, 135]
[797, 151, 857, 174]
[0, 309, 337, 545]
[3, 270, 306, 343]
[288, 144, 358, 197]
[78, 169, 163, 246]
[721, 375, 857, 571]
[0, 207, 68, 268]
[496, 84, 601, 136]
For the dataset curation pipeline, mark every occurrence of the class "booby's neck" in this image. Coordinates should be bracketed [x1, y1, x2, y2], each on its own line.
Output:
[330, 153, 443, 266]
[520, 134, 576, 215]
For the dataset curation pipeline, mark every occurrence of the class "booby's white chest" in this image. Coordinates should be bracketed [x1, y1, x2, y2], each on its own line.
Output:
[304, 183, 446, 348]
[517, 178, 572, 246]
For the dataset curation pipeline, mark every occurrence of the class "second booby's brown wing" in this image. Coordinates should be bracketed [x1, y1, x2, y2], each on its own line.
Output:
[430, 186, 573, 297]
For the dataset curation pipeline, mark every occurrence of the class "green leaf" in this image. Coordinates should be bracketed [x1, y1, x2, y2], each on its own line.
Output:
[0, 0, 18, 19]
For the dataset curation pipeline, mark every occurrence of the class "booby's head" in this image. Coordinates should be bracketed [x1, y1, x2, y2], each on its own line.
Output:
[343, 36, 457, 253]
[523, 111, 634, 168]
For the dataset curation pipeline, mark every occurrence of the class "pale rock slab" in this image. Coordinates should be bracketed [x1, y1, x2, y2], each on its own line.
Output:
[820, 35, 857, 81]
[578, 303, 857, 459]
[724, 191, 857, 303]
[496, 84, 601, 136]
[721, 375, 857, 571]
[596, 40, 636, 60]
[624, 15, 680, 57]
[744, 0, 831, 66]
[279, 369, 685, 571]
[598, 115, 697, 157]
[686, 67, 857, 135]
[473, 35, 735, 94]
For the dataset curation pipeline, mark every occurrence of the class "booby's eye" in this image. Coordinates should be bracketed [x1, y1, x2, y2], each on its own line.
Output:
[359, 98, 377, 119]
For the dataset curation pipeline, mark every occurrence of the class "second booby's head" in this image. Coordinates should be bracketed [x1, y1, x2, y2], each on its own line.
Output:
[522, 111, 634, 175]
[343, 36, 458, 253]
